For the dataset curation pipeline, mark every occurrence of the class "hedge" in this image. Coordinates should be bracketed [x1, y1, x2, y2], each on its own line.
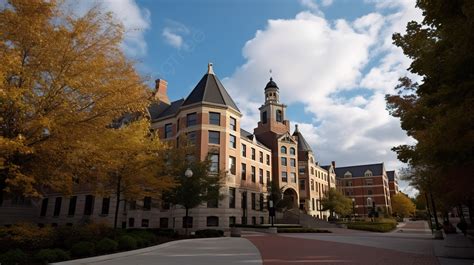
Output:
[347, 222, 397, 232]
[118, 235, 137, 250]
[34, 248, 70, 264]
[277, 228, 332, 233]
[71, 241, 95, 258]
[96, 238, 118, 254]
[194, 229, 224, 238]
[0, 249, 28, 265]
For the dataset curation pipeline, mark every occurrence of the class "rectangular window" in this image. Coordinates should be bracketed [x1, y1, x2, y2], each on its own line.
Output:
[129, 218, 135, 228]
[143, 197, 151, 210]
[164, 123, 172, 138]
[259, 151, 263, 163]
[230, 117, 236, 131]
[365, 179, 373, 185]
[209, 153, 219, 173]
[260, 216, 264, 224]
[129, 200, 137, 210]
[251, 148, 256, 160]
[230, 134, 236, 148]
[101, 197, 110, 215]
[282, 172, 288, 182]
[251, 193, 256, 210]
[262, 111, 267, 124]
[229, 216, 236, 226]
[311, 167, 314, 175]
[290, 158, 296, 167]
[299, 167, 305, 174]
[142, 219, 149, 228]
[259, 193, 264, 211]
[68, 196, 77, 216]
[209, 131, 220, 144]
[281, 157, 287, 166]
[209, 112, 220, 125]
[40, 198, 49, 217]
[241, 191, 247, 209]
[312, 198, 315, 210]
[207, 197, 218, 208]
[290, 172, 297, 183]
[242, 144, 247, 157]
[251, 166, 256, 182]
[259, 169, 264, 184]
[368, 189, 373, 195]
[311, 180, 315, 191]
[266, 154, 270, 165]
[187, 112, 197, 127]
[84, 195, 94, 216]
[160, 218, 169, 228]
[207, 216, 219, 227]
[266, 171, 271, 184]
[241, 163, 247, 180]
[187, 131, 197, 145]
[299, 179, 306, 190]
[229, 188, 236, 208]
[53, 197, 62, 217]
[183, 216, 193, 228]
[229, 156, 236, 175]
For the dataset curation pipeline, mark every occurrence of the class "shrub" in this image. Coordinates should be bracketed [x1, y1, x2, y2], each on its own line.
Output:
[128, 230, 157, 245]
[347, 222, 397, 232]
[57, 223, 115, 249]
[71, 241, 95, 258]
[118, 235, 137, 250]
[35, 248, 70, 264]
[277, 228, 332, 233]
[194, 229, 224, 238]
[0, 249, 28, 265]
[0, 223, 56, 250]
[96, 238, 118, 254]
[147, 228, 177, 237]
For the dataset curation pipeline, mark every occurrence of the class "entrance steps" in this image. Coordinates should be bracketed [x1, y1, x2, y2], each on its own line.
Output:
[277, 209, 338, 229]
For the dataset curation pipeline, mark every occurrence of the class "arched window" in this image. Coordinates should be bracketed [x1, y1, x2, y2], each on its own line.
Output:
[276, 110, 282, 122]
[280, 146, 287, 154]
[367, 197, 373, 206]
[290, 147, 296, 155]
[364, 170, 373, 177]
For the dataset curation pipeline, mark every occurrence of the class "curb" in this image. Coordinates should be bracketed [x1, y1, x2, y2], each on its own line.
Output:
[52, 237, 231, 265]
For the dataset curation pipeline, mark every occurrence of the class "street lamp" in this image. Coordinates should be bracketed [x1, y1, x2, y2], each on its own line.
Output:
[184, 168, 193, 236]
[351, 198, 355, 221]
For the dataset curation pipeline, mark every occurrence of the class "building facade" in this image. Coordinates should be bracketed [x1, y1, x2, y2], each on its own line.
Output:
[387, 170, 399, 196]
[0, 63, 399, 230]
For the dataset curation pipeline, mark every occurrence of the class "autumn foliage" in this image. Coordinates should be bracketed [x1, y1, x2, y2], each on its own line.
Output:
[0, 0, 173, 198]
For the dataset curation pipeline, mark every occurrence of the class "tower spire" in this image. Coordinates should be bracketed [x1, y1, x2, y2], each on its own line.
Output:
[207, 62, 214, 74]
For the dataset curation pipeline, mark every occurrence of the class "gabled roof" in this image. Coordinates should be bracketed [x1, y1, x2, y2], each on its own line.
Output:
[148, 99, 184, 120]
[182, 65, 240, 112]
[292, 124, 312, 152]
[387, 170, 396, 181]
[335, 163, 385, 178]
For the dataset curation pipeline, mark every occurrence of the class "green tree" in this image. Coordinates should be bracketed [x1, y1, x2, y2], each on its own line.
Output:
[385, 0, 474, 221]
[267, 181, 293, 211]
[320, 188, 352, 218]
[391, 193, 416, 218]
[164, 141, 224, 235]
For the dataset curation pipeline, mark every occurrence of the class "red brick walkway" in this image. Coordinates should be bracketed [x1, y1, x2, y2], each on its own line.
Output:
[245, 234, 439, 265]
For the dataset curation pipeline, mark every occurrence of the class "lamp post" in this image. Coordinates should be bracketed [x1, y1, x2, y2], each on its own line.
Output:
[269, 200, 275, 227]
[184, 168, 193, 236]
[351, 198, 355, 221]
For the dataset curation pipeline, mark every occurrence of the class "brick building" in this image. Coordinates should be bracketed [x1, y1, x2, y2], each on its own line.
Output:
[335, 163, 392, 217]
[387, 170, 399, 196]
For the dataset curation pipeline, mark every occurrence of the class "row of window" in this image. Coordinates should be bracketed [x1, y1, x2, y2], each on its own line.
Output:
[280, 146, 296, 155]
[299, 179, 328, 193]
[241, 144, 270, 165]
[228, 188, 265, 211]
[345, 189, 374, 196]
[281, 157, 296, 167]
[261, 109, 283, 124]
[239, 163, 270, 184]
[281, 172, 297, 183]
[40, 196, 153, 218]
[164, 113, 237, 138]
[345, 178, 374, 186]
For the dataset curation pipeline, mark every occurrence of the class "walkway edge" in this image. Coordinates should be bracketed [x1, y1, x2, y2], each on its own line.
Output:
[52, 237, 228, 265]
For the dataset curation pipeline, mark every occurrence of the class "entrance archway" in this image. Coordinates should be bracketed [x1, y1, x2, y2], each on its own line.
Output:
[283, 188, 298, 209]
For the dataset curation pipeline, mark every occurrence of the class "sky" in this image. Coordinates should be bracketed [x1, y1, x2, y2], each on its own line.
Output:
[76, 0, 423, 196]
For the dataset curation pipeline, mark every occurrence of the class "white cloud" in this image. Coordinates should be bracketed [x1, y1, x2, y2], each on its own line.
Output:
[321, 0, 334, 7]
[223, 1, 422, 196]
[161, 20, 190, 50]
[66, 0, 151, 57]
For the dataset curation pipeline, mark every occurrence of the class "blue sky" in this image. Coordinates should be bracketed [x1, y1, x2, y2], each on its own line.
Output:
[84, 0, 422, 195]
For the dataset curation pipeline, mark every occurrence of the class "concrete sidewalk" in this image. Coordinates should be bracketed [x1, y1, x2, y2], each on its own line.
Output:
[434, 233, 474, 265]
[53, 237, 262, 265]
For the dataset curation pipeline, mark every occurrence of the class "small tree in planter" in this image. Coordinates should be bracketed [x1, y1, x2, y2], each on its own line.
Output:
[320, 188, 352, 221]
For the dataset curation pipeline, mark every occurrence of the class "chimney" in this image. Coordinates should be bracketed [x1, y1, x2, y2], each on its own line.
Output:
[331, 161, 336, 168]
[154, 79, 170, 104]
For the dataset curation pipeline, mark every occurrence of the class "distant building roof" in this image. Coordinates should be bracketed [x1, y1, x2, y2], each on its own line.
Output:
[387, 170, 396, 181]
[335, 163, 385, 178]
[148, 99, 184, 120]
[182, 64, 240, 112]
[292, 124, 312, 152]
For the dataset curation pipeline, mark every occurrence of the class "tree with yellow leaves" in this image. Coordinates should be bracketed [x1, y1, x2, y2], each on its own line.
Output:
[0, 0, 173, 207]
[391, 193, 416, 218]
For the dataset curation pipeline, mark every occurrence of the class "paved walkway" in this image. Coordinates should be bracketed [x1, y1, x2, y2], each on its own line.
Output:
[54, 237, 262, 265]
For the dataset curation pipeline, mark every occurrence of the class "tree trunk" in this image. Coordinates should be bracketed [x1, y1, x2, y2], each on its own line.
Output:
[429, 191, 440, 230]
[114, 176, 122, 229]
[424, 192, 433, 229]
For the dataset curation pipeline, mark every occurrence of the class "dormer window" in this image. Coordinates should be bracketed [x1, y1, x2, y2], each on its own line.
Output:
[364, 170, 373, 177]
[344, 171, 352, 178]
